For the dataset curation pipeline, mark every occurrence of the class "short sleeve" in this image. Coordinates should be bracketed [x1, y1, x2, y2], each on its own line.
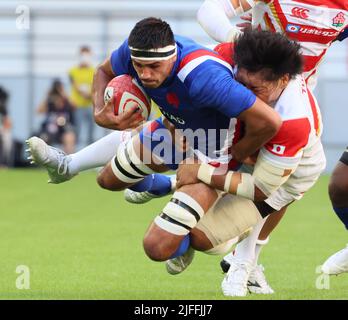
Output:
[261, 118, 311, 168]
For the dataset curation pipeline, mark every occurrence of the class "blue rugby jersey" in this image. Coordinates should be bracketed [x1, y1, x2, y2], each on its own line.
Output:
[110, 35, 255, 161]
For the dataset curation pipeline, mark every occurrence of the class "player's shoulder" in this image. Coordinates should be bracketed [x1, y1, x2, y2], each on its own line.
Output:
[176, 38, 232, 84]
[275, 75, 311, 121]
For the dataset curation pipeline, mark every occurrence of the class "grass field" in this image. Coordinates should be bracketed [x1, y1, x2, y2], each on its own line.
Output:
[0, 168, 347, 300]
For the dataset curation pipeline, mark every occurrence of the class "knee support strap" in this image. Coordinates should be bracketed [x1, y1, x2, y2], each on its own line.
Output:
[111, 140, 154, 184]
[155, 192, 205, 235]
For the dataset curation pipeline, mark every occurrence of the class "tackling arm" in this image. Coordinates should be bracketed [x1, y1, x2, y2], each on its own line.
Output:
[197, 150, 299, 202]
[231, 96, 282, 163]
[197, 0, 256, 42]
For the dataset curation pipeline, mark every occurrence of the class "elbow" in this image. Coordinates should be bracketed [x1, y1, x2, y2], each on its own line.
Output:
[270, 114, 282, 136]
[93, 112, 101, 126]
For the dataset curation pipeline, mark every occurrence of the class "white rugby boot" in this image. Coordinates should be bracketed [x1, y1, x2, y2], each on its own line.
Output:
[221, 259, 252, 297]
[165, 247, 195, 275]
[321, 244, 348, 275]
[124, 188, 161, 204]
[26, 136, 75, 184]
[247, 264, 274, 294]
[124, 174, 176, 204]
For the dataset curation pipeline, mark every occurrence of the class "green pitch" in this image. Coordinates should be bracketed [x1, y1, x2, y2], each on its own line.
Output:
[0, 169, 347, 300]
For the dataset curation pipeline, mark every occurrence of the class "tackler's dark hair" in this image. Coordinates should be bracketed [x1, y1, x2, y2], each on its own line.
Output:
[128, 17, 175, 50]
[234, 30, 303, 81]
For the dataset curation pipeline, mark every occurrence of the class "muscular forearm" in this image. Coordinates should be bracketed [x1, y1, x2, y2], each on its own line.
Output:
[197, 0, 255, 42]
[197, 163, 266, 201]
[231, 123, 277, 162]
[197, 0, 241, 42]
[234, 98, 282, 162]
[196, 150, 296, 202]
[92, 66, 114, 115]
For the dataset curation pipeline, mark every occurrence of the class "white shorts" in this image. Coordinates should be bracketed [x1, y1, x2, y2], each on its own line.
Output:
[265, 141, 326, 210]
[196, 192, 262, 247]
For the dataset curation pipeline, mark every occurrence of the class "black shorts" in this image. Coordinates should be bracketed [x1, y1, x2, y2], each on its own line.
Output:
[339, 147, 348, 166]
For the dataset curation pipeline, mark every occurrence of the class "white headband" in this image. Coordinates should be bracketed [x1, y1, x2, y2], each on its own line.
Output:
[129, 44, 177, 61]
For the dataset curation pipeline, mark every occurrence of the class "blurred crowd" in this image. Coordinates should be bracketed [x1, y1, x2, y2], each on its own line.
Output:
[0, 45, 98, 168]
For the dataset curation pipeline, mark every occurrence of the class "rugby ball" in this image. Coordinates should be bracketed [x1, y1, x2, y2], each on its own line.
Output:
[104, 75, 151, 120]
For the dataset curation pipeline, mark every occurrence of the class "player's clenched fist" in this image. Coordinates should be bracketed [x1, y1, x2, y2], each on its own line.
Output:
[94, 96, 144, 130]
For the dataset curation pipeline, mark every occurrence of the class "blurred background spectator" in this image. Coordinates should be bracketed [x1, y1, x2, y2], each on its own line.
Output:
[0, 86, 13, 167]
[68, 45, 95, 146]
[36, 79, 76, 154]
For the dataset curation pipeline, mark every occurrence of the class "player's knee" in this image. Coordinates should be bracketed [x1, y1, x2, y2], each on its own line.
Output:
[143, 234, 173, 261]
[329, 164, 348, 206]
[329, 178, 348, 206]
[97, 170, 125, 191]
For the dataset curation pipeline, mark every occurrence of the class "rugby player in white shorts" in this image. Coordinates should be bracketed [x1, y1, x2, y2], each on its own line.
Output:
[197, 0, 348, 289]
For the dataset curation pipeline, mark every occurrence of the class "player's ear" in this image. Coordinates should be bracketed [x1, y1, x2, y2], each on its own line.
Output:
[279, 73, 290, 89]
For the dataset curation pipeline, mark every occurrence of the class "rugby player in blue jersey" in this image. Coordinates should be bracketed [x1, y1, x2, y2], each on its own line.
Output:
[27, 18, 281, 264]
[93, 17, 281, 261]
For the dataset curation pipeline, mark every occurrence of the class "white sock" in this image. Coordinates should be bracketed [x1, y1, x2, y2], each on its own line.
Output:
[68, 130, 131, 174]
[234, 218, 267, 265]
[254, 237, 269, 266]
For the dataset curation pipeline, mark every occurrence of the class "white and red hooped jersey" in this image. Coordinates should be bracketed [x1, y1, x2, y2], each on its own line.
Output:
[251, 0, 348, 89]
[215, 42, 325, 203]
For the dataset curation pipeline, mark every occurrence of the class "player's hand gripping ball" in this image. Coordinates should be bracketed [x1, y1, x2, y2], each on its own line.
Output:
[104, 75, 151, 120]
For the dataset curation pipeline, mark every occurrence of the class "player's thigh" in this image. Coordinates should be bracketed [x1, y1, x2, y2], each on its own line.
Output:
[176, 182, 219, 213]
[196, 194, 262, 248]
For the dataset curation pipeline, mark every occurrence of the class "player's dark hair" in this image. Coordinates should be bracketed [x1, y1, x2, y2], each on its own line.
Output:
[234, 30, 303, 81]
[128, 17, 175, 50]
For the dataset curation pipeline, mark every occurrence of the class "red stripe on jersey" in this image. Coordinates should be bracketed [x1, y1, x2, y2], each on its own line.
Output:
[305, 69, 317, 82]
[214, 43, 235, 66]
[265, 118, 311, 157]
[302, 49, 327, 72]
[272, 0, 289, 30]
[178, 49, 223, 72]
[291, 0, 348, 11]
[307, 88, 320, 135]
[286, 25, 340, 44]
[264, 13, 276, 32]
